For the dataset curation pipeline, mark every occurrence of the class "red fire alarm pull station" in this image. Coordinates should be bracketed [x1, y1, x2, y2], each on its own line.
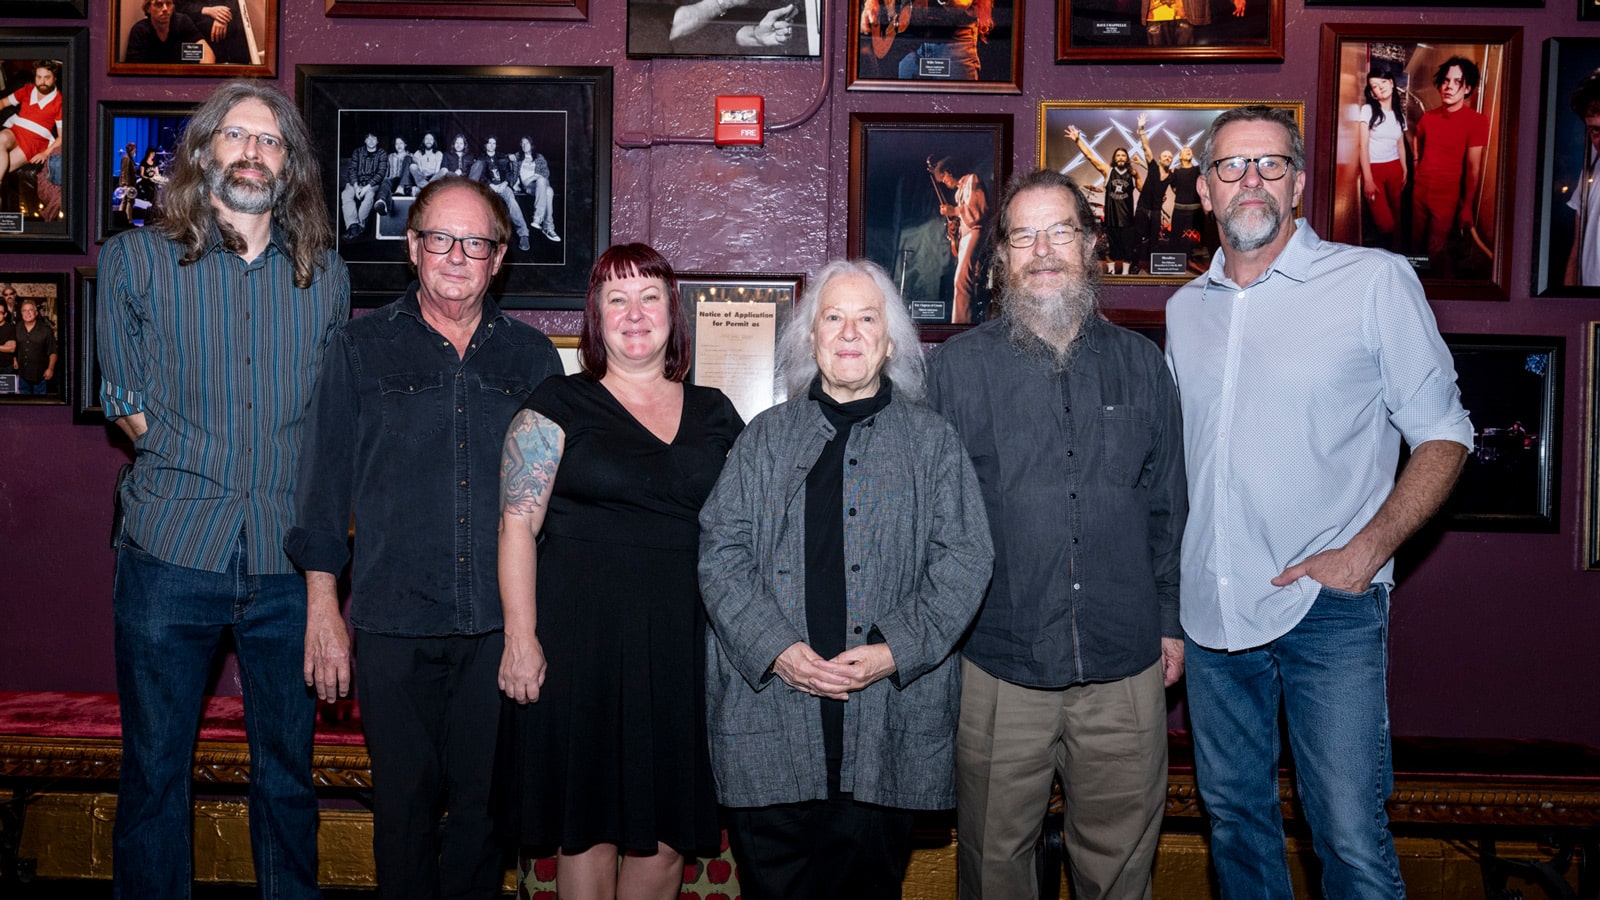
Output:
[715, 95, 764, 147]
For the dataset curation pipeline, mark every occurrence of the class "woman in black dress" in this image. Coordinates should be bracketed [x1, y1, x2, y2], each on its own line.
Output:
[496, 242, 742, 899]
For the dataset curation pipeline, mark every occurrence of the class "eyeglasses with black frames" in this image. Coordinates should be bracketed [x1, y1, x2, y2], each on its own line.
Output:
[1208, 155, 1294, 183]
[1005, 221, 1081, 249]
[212, 126, 287, 157]
[413, 230, 500, 260]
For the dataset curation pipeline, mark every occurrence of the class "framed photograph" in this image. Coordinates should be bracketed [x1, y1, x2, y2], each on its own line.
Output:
[326, 0, 586, 20]
[629, 0, 820, 58]
[96, 101, 196, 243]
[680, 271, 801, 422]
[1585, 322, 1599, 568]
[1442, 334, 1562, 533]
[848, 113, 1012, 333]
[847, 0, 1021, 94]
[1533, 38, 1600, 297]
[1584, 0, 1600, 21]
[0, 28, 87, 254]
[1317, 24, 1522, 302]
[72, 265, 101, 421]
[1040, 100, 1303, 284]
[109, 0, 276, 77]
[298, 65, 612, 310]
[1056, 0, 1283, 64]
[9, 0, 86, 18]
[0, 271, 69, 405]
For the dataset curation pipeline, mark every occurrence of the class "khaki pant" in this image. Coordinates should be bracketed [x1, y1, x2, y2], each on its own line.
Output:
[956, 658, 1167, 900]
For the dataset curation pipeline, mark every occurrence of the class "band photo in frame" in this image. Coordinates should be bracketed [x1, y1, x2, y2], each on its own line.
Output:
[1317, 24, 1521, 301]
[1056, 0, 1282, 64]
[848, 0, 1021, 94]
[1040, 100, 1303, 284]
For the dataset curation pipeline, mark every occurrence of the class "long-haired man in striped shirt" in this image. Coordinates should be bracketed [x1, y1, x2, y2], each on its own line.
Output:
[97, 79, 349, 899]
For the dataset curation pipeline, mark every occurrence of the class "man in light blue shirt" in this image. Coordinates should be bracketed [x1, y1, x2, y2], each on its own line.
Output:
[1165, 105, 1471, 900]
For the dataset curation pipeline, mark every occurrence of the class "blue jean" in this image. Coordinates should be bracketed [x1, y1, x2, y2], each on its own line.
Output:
[1185, 585, 1404, 900]
[18, 376, 49, 394]
[112, 534, 321, 900]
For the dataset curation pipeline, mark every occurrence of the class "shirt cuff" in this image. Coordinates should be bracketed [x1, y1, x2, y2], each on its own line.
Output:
[283, 526, 352, 576]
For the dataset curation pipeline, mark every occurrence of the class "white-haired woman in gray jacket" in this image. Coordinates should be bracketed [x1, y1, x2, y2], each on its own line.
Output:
[699, 259, 994, 900]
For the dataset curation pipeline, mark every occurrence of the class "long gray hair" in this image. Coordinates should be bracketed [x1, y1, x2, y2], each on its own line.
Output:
[777, 259, 926, 402]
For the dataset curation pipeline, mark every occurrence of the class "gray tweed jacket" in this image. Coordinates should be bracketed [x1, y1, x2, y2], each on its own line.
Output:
[698, 393, 994, 810]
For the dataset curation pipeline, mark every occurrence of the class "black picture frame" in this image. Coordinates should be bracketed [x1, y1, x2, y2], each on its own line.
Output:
[298, 65, 613, 310]
[72, 265, 101, 421]
[109, 0, 277, 77]
[679, 271, 802, 422]
[628, 0, 820, 59]
[325, 0, 586, 20]
[1040, 100, 1304, 285]
[0, 28, 87, 255]
[847, 0, 1021, 94]
[95, 101, 198, 244]
[1583, 0, 1600, 21]
[1442, 334, 1563, 533]
[847, 112, 1012, 335]
[1585, 321, 1600, 568]
[8, 0, 87, 18]
[0, 270, 70, 406]
[1056, 0, 1283, 64]
[1533, 37, 1600, 297]
[1317, 24, 1522, 302]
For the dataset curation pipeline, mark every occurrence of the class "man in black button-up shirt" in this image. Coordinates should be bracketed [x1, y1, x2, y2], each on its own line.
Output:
[286, 177, 561, 898]
[928, 169, 1186, 900]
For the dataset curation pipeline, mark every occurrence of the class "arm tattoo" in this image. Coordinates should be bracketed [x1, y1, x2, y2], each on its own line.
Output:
[500, 409, 562, 517]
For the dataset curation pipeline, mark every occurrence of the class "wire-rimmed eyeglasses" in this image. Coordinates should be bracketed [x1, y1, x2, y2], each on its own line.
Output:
[1208, 155, 1295, 183]
[1005, 221, 1081, 249]
[413, 230, 500, 260]
[212, 126, 287, 157]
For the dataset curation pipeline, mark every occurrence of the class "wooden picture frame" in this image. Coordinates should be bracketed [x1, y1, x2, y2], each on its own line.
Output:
[72, 265, 101, 421]
[298, 65, 612, 310]
[1585, 321, 1600, 568]
[848, 113, 1012, 336]
[1056, 0, 1282, 64]
[1532, 37, 1600, 297]
[680, 271, 802, 422]
[848, 0, 1022, 94]
[628, 0, 819, 58]
[1441, 334, 1563, 533]
[1317, 24, 1522, 301]
[95, 101, 197, 244]
[1306, 0, 1539, 5]
[108, 0, 276, 77]
[0, 271, 70, 406]
[1040, 100, 1303, 285]
[0, 28, 87, 254]
[325, 0, 586, 20]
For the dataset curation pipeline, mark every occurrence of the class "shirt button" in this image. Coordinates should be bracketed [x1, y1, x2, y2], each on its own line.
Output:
[457, 407, 464, 413]
[1066, 450, 1073, 457]
[1071, 537, 1079, 544]
[848, 508, 856, 516]
[459, 442, 466, 449]
[1069, 492, 1077, 499]
[460, 480, 468, 487]
[850, 564, 860, 572]
[458, 518, 466, 524]
[1220, 577, 1229, 586]
[853, 625, 863, 635]
[848, 459, 857, 466]
[1072, 583, 1080, 590]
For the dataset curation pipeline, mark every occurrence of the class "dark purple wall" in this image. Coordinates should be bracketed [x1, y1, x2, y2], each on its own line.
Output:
[1, 0, 1595, 744]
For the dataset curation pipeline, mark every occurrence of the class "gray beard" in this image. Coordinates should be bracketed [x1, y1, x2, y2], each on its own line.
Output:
[998, 267, 1100, 371]
[207, 160, 281, 215]
[1219, 190, 1284, 252]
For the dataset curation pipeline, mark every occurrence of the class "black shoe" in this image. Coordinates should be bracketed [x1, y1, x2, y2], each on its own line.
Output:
[518, 234, 530, 251]
[344, 224, 363, 240]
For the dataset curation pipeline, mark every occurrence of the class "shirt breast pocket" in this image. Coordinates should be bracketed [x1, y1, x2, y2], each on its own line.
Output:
[379, 372, 447, 444]
[1100, 404, 1154, 488]
[477, 374, 534, 435]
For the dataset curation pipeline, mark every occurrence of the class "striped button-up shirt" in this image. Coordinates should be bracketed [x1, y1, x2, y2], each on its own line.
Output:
[98, 223, 350, 575]
[1165, 221, 1473, 651]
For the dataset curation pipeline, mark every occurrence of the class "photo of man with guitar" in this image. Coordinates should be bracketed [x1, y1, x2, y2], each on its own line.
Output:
[856, 0, 1006, 84]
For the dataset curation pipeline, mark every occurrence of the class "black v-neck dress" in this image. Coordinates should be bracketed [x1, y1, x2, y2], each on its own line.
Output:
[495, 374, 743, 856]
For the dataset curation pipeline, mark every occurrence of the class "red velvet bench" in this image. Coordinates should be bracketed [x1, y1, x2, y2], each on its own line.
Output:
[0, 690, 371, 882]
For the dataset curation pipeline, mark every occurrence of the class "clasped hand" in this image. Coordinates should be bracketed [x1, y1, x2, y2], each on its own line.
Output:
[773, 641, 895, 700]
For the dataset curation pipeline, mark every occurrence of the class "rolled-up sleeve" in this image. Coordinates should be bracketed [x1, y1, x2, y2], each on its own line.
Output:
[1369, 256, 1474, 451]
[96, 235, 147, 419]
[283, 330, 358, 575]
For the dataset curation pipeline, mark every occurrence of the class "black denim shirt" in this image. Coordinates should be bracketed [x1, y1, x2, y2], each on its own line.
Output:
[927, 316, 1186, 688]
[285, 285, 562, 636]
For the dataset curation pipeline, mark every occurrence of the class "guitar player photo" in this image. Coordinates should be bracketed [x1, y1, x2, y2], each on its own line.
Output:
[851, 0, 1019, 92]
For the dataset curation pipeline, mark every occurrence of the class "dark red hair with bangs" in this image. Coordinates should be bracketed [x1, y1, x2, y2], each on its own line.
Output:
[579, 243, 692, 382]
